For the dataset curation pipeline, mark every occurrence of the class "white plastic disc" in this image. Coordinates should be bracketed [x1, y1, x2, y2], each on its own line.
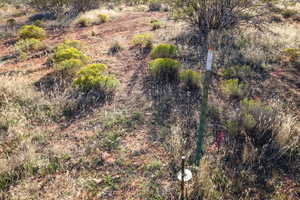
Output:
[177, 169, 192, 182]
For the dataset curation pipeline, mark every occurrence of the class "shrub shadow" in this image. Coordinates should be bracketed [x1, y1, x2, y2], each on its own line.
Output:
[35, 71, 113, 123]
[142, 75, 202, 130]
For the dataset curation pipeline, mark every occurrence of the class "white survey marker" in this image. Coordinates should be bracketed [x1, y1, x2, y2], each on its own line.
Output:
[206, 49, 213, 71]
[177, 169, 193, 182]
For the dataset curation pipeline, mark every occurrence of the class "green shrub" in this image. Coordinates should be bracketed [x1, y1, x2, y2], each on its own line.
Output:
[76, 17, 92, 27]
[179, 69, 201, 90]
[73, 64, 120, 92]
[54, 59, 84, 75]
[220, 65, 253, 79]
[131, 33, 153, 49]
[150, 43, 179, 59]
[15, 38, 46, 54]
[281, 9, 298, 18]
[55, 40, 83, 51]
[19, 25, 46, 40]
[221, 79, 245, 98]
[53, 47, 89, 64]
[97, 14, 110, 23]
[149, 58, 181, 83]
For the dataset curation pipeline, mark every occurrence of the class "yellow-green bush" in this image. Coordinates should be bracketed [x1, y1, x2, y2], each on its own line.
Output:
[76, 17, 92, 27]
[150, 43, 179, 59]
[54, 59, 84, 75]
[179, 69, 201, 90]
[221, 79, 245, 98]
[19, 25, 46, 40]
[53, 47, 89, 64]
[55, 40, 83, 51]
[131, 33, 153, 49]
[97, 14, 110, 23]
[149, 58, 181, 83]
[73, 64, 120, 92]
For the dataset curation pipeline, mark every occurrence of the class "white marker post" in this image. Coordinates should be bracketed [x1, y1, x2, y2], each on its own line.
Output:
[195, 48, 214, 166]
[206, 48, 213, 71]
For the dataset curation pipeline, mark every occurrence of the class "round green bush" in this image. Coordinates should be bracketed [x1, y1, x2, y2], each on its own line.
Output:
[179, 69, 202, 90]
[150, 44, 179, 59]
[73, 64, 120, 92]
[55, 59, 84, 75]
[19, 25, 46, 40]
[53, 47, 89, 64]
[149, 58, 181, 83]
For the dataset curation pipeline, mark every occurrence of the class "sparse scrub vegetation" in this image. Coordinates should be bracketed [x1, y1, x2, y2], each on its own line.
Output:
[0, 1, 299, 199]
